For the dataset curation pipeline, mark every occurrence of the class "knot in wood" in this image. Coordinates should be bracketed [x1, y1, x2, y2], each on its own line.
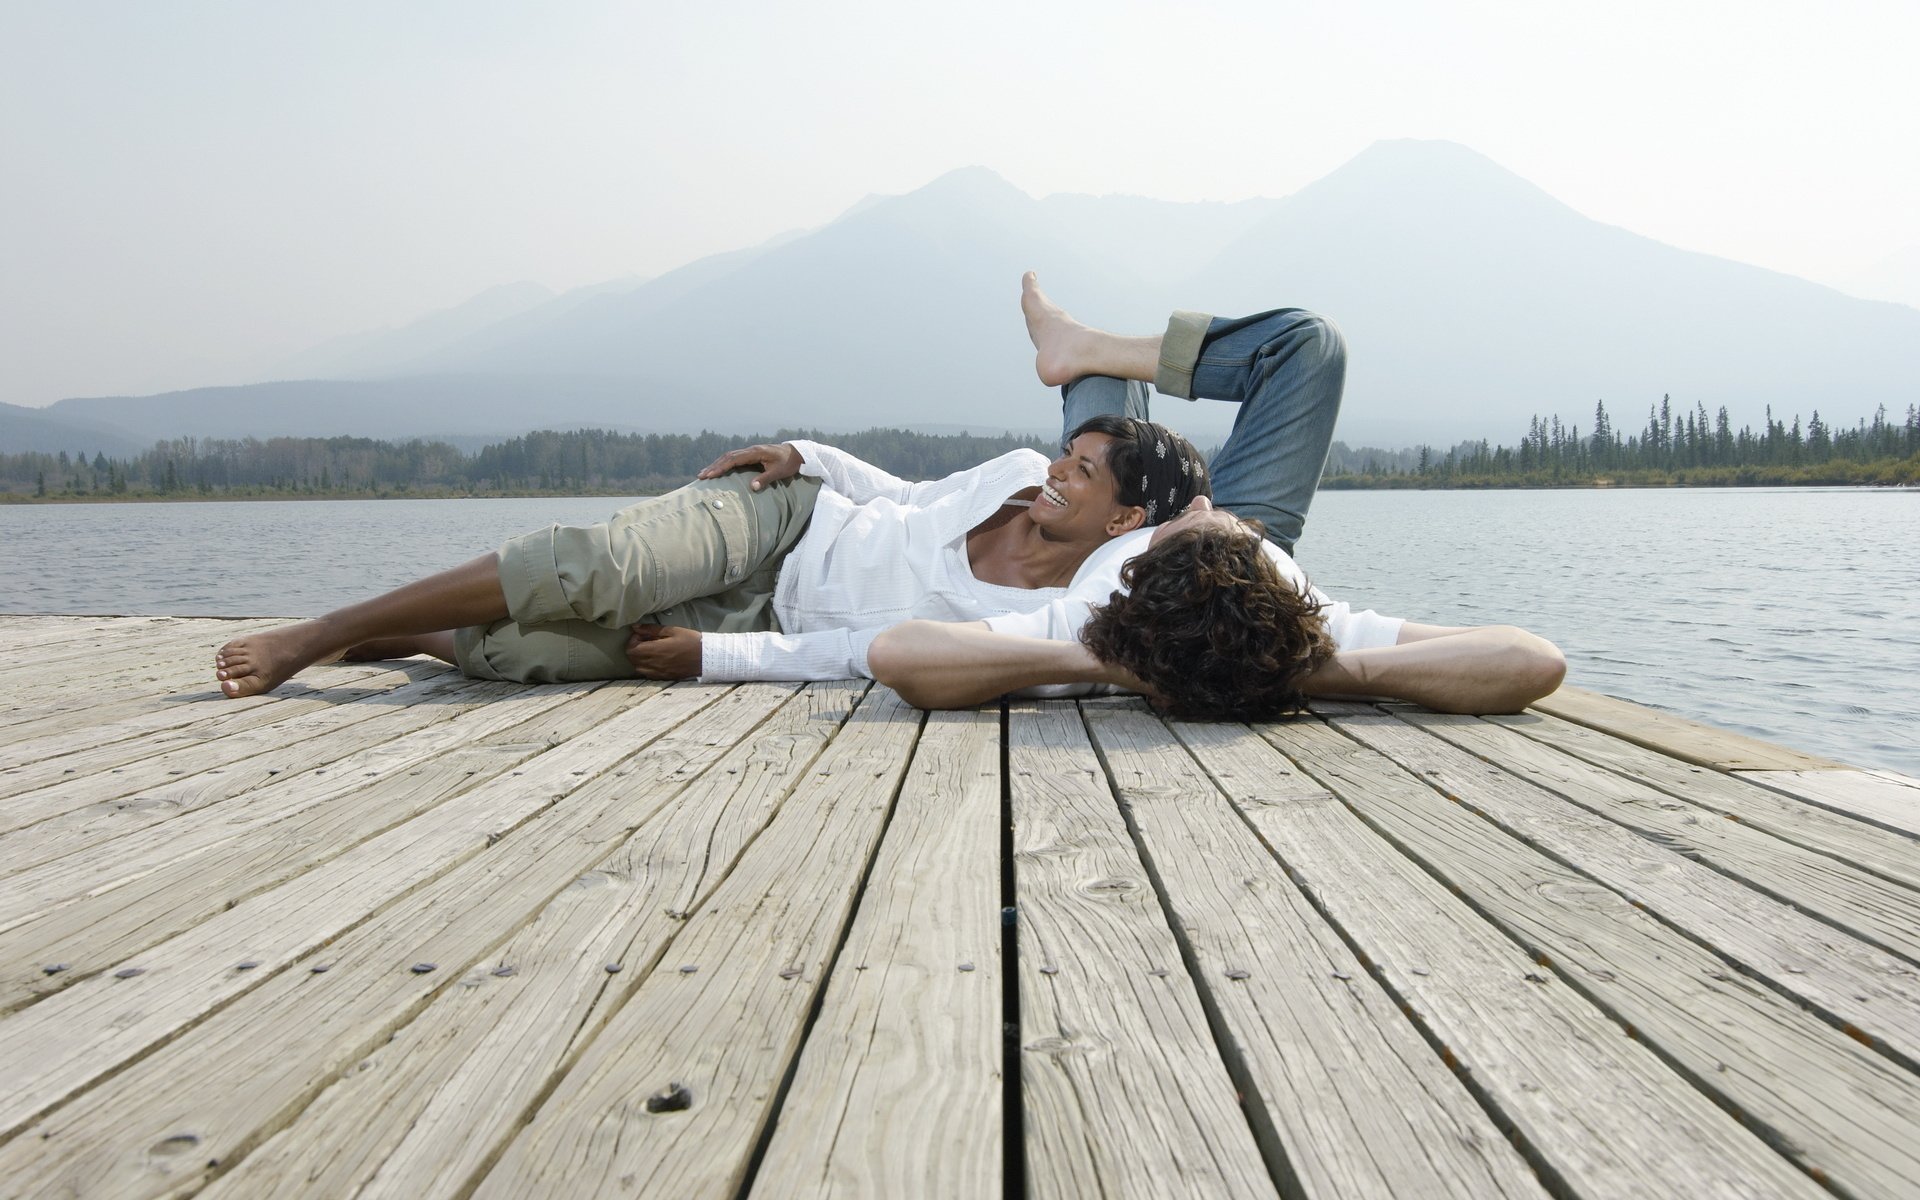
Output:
[645, 1082, 693, 1113]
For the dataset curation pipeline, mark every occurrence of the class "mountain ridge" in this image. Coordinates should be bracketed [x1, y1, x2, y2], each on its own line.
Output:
[30, 140, 1920, 450]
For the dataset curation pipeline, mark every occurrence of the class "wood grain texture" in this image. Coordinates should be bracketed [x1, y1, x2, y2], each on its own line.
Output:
[0, 658, 410, 773]
[1247, 717, 1826, 1199]
[191, 683, 858, 1200]
[1490, 711, 1920, 891]
[1406, 711, 1920, 964]
[0, 678, 565, 935]
[751, 706, 1004, 1200]
[1091, 705, 1546, 1200]
[1008, 701, 1276, 1200]
[0, 682, 783, 1200]
[0, 668, 486, 864]
[1530, 686, 1843, 772]
[1327, 711, 1920, 1068]
[470, 689, 925, 1200]
[1263, 717, 1920, 1199]
[0, 683, 657, 1013]
[1737, 771, 1920, 840]
[0, 682, 730, 1148]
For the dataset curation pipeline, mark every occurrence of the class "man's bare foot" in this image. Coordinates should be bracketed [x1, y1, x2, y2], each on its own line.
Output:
[214, 621, 344, 698]
[1021, 271, 1099, 386]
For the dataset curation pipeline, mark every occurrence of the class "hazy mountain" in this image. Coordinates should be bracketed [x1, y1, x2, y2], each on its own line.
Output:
[270, 281, 557, 380]
[39, 141, 1920, 450]
[1830, 245, 1920, 311]
[0, 401, 144, 456]
[1178, 140, 1920, 443]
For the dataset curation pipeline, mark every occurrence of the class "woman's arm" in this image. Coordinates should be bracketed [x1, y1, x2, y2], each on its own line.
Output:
[1301, 623, 1566, 714]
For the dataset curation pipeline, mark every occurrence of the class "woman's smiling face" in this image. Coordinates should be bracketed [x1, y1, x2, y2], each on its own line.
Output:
[1031, 432, 1143, 541]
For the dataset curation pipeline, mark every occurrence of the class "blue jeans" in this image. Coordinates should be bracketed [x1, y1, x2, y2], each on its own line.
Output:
[1061, 308, 1346, 555]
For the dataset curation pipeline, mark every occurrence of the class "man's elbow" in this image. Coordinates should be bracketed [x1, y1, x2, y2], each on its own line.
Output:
[867, 622, 946, 709]
[866, 625, 917, 695]
[1498, 627, 1566, 711]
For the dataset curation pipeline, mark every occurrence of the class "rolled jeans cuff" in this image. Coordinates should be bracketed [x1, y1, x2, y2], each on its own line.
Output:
[1154, 309, 1213, 400]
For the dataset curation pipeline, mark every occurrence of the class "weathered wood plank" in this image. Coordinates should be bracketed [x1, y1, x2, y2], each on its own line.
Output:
[0, 682, 659, 1013]
[748, 707, 1003, 1200]
[1326, 711, 1920, 1067]
[0, 677, 541, 926]
[1008, 701, 1276, 1200]
[1087, 705, 1545, 1200]
[1239, 718, 1827, 1199]
[1261, 717, 1920, 1199]
[470, 689, 924, 1199]
[0, 660, 428, 801]
[0, 615, 163, 655]
[0, 646, 428, 746]
[0, 681, 732, 1143]
[1406, 711, 1920, 963]
[0, 665, 476, 852]
[173, 684, 860, 1200]
[1489, 711, 1920, 891]
[1737, 770, 1920, 840]
[0, 617, 264, 699]
[1530, 686, 1843, 772]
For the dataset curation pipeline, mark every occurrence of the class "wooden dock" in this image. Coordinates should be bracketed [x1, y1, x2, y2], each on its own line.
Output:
[1, 614, 1917, 1199]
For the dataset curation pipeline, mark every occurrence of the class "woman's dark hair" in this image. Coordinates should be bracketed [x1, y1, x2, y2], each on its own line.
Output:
[1081, 524, 1335, 721]
[1066, 415, 1210, 526]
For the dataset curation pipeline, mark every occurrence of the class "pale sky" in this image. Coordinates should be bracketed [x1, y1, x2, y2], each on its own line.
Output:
[3, 0, 1916, 407]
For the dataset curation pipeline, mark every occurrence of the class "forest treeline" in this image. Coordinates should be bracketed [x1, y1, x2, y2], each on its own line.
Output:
[3, 397, 1916, 500]
[1323, 397, 1919, 487]
[0, 427, 1059, 500]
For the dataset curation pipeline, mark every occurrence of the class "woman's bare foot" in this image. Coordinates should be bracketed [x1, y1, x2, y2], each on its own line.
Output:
[1021, 271, 1100, 386]
[214, 621, 345, 698]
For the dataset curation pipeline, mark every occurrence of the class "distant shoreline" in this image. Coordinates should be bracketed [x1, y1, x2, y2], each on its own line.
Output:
[4, 479, 1913, 506]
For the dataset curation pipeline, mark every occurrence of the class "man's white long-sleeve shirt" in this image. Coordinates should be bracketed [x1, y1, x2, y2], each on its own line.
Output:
[984, 527, 1404, 651]
[697, 440, 1064, 681]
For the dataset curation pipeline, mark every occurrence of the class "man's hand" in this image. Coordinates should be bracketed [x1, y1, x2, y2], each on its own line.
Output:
[627, 624, 703, 680]
[696, 442, 803, 491]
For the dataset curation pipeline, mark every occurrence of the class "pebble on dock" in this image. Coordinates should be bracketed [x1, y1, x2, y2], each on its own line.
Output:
[410, 962, 437, 974]
[679, 964, 698, 974]
[114, 967, 146, 979]
[1226, 968, 1251, 980]
[604, 963, 622, 973]
[311, 963, 331, 973]
[42, 963, 69, 976]
[235, 960, 259, 970]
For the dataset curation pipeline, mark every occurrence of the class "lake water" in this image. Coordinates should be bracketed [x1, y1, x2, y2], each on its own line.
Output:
[1, 488, 1914, 776]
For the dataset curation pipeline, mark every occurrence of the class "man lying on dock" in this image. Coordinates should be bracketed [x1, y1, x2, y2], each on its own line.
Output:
[214, 273, 1565, 718]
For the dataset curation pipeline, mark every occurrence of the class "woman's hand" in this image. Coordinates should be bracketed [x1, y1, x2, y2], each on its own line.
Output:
[627, 624, 703, 680]
[696, 442, 803, 491]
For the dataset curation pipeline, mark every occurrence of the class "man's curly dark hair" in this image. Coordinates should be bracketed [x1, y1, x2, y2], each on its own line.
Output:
[1081, 524, 1335, 721]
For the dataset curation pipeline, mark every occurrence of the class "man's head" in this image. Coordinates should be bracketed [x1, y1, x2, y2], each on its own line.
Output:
[1080, 519, 1335, 721]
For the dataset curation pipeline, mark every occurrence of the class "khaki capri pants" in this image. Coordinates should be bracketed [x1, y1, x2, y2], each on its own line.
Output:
[453, 472, 822, 683]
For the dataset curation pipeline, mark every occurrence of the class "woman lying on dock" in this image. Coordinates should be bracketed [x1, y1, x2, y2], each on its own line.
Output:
[214, 273, 1565, 719]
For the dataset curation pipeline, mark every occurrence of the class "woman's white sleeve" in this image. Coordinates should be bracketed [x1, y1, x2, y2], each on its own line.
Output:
[699, 627, 883, 682]
[786, 440, 919, 504]
[789, 440, 1036, 507]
